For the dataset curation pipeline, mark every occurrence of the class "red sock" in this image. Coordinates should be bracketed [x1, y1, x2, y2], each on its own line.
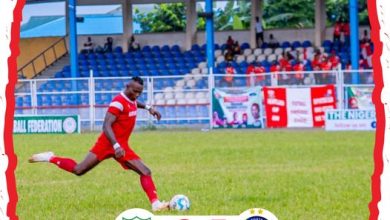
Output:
[49, 156, 77, 173]
[140, 175, 158, 203]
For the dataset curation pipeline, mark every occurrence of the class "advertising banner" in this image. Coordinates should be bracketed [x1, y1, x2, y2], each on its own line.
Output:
[263, 87, 288, 128]
[264, 85, 337, 128]
[346, 87, 374, 109]
[325, 109, 376, 131]
[212, 87, 263, 128]
[13, 115, 80, 134]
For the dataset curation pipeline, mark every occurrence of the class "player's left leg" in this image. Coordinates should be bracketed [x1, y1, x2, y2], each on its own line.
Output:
[125, 160, 169, 211]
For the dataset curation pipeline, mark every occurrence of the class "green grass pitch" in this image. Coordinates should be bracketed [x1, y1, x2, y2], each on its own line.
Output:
[14, 130, 373, 220]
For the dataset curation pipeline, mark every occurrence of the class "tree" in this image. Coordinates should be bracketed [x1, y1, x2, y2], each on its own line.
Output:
[133, 3, 186, 33]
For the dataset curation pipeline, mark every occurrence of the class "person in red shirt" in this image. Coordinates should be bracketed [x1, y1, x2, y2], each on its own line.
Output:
[246, 62, 256, 86]
[270, 61, 281, 85]
[224, 62, 237, 87]
[279, 52, 293, 84]
[292, 60, 305, 85]
[342, 20, 350, 45]
[254, 63, 266, 86]
[333, 19, 342, 42]
[28, 77, 170, 212]
[329, 50, 340, 69]
[320, 55, 333, 84]
[360, 39, 373, 68]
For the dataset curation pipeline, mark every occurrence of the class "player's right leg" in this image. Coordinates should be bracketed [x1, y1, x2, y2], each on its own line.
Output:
[29, 152, 100, 176]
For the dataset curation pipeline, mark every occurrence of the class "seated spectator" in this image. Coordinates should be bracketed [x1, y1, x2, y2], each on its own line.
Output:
[224, 49, 234, 62]
[232, 41, 242, 56]
[128, 35, 141, 51]
[333, 19, 342, 43]
[103, 37, 113, 53]
[329, 50, 340, 69]
[226, 35, 234, 50]
[311, 50, 322, 71]
[82, 37, 94, 54]
[223, 62, 237, 87]
[268, 34, 280, 49]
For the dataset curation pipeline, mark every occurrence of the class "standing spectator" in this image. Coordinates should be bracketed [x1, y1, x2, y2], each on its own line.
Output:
[333, 19, 342, 43]
[255, 16, 264, 48]
[103, 37, 113, 53]
[128, 35, 140, 51]
[224, 62, 237, 87]
[268, 34, 279, 49]
[360, 37, 373, 68]
[254, 63, 266, 86]
[292, 60, 305, 85]
[360, 29, 371, 44]
[279, 52, 292, 84]
[232, 41, 242, 56]
[226, 36, 235, 51]
[342, 19, 350, 46]
[320, 55, 333, 84]
[245, 62, 256, 86]
[224, 49, 234, 62]
[82, 37, 94, 54]
[270, 60, 281, 85]
[329, 50, 341, 69]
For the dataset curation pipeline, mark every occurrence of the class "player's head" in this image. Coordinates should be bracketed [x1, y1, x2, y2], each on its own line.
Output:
[124, 76, 144, 101]
[251, 103, 260, 119]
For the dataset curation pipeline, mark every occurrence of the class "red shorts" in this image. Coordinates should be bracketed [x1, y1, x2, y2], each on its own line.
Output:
[90, 142, 140, 169]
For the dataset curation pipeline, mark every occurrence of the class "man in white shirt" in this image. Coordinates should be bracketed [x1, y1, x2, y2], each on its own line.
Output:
[255, 17, 264, 48]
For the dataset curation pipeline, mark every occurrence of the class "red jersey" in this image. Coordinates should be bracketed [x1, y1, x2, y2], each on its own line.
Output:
[334, 23, 342, 36]
[329, 55, 340, 68]
[293, 63, 304, 79]
[254, 66, 266, 81]
[342, 23, 350, 36]
[96, 92, 137, 146]
[246, 65, 255, 75]
[321, 61, 332, 71]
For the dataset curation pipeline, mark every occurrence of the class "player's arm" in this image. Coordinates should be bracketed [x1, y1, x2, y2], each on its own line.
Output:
[136, 101, 162, 121]
[103, 112, 125, 158]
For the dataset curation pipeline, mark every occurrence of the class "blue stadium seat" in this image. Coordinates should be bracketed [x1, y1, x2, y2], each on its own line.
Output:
[302, 40, 312, 48]
[114, 46, 123, 53]
[281, 41, 291, 48]
[241, 42, 250, 50]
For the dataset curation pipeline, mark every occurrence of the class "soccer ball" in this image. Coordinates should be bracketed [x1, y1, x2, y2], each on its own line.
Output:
[169, 194, 190, 211]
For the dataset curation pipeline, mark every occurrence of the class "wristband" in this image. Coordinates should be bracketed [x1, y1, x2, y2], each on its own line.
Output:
[113, 143, 121, 150]
[145, 105, 152, 111]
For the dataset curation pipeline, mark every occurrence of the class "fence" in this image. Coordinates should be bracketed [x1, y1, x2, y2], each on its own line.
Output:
[14, 69, 373, 131]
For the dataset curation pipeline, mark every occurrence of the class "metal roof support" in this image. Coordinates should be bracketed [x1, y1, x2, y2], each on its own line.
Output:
[68, 0, 78, 80]
[205, 0, 214, 74]
[350, 0, 360, 84]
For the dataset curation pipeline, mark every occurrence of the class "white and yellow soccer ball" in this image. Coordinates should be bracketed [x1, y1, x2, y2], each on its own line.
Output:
[169, 194, 190, 211]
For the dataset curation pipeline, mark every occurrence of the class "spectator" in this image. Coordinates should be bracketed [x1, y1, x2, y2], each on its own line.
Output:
[224, 62, 237, 87]
[103, 37, 113, 53]
[279, 52, 293, 84]
[333, 19, 342, 43]
[255, 16, 264, 48]
[319, 55, 333, 84]
[342, 19, 350, 45]
[232, 41, 242, 56]
[360, 29, 371, 44]
[254, 63, 266, 86]
[224, 49, 234, 62]
[292, 60, 305, 85]
[268, 34, 280, 49]
[226, 35, 234, 50]
[82, 37, 94, 54]
[128, 35, 140, 51]
[329, 51, 340, 70]
[270, 60, 281, 85]
[246, 62, 256, 86]
[360, 36, 373, 68]
[311, 50, 322, 70]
